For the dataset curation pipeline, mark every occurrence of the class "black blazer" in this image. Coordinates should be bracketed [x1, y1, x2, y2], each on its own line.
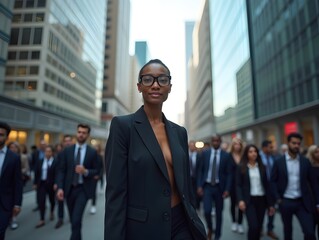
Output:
[34, 157, 57, 186]
[56, 144, 99, 198]
[236, 164, 273, 207]
[197, 148, 232, 192]
[104, 106, 206, 240]
[271, 154, 319, 212]
[0, 149, 23, 211]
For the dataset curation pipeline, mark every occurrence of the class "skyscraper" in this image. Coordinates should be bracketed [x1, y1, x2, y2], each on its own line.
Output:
[4, 0, 106, 124]
[0, 1, 14, 92]
[135, 41, 150, 67]
[101, 0, 131, 125]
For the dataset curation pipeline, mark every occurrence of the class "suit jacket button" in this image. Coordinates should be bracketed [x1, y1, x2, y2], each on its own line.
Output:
[162, 212, 170, 221]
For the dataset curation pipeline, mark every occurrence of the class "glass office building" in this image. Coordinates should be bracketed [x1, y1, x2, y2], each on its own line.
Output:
[5, 0, 106, 124]
[247, 0, 319, 118]
[209, 0, 252, 132]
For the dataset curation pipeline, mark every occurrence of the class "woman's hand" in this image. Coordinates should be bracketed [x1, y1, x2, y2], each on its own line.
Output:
[238, 200, 246, 212]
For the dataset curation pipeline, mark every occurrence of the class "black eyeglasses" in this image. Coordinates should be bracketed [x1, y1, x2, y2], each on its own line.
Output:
[139, 74, 171, 87]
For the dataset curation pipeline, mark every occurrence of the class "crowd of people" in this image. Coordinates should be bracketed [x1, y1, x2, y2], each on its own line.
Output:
[189, 133, 319, 240]
[1, 58, 319, 240]
[0, 122, 104, 240]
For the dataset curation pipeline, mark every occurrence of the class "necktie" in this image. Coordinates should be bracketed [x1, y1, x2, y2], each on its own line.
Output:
[211, 150, 217, 185]
[266, 155, 271, 179]
[73, 147, 81, 186]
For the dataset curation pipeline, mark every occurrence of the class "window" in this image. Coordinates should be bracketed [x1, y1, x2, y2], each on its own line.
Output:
[29, 66, 39, 75]
[27, 81, 37, 90]
[19, 51, 29, 60]
[12, 14, 22, 23]
[35, 13, 45, 22]
[31, 51, 40, 59]
[37, 0, 46, 7]
[21, 28, 31, 45]
[4, 81, 14, 90]
[102, 102, 108, 112]
[16, 81, 25, 90]
[33, 28, 42, 44]
[10, 28, 19, 45]
[17, 66, 27, 76]
[5, 67, 15, 76]
[14, 0, 23, 8]
[7, 51, 17, 60]
[26, 0, 35, 8]
[24, 14, 33, 22]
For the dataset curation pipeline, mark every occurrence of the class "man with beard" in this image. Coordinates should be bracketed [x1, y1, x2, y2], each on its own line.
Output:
[0, 122, 22, 239]
[271, 132, 319, 240]
[56, 124, 99, 240]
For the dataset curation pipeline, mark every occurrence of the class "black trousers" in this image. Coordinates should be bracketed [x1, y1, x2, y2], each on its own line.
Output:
[67, 185, 89, 240]
[37, 181, 55, 221]
[57, 199, 64, 220]
[171, 204, 194, 240]
[230, 188, 243, 224]
[279, 198, 316, 240]
[0, 206, 11, 240]
[245, 196, 267, 240]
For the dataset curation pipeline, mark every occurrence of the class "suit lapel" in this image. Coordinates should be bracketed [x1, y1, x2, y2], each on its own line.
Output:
[134, 107, 169, 183]
[1, 151, 10, 177]
[163, 115, 185, 189]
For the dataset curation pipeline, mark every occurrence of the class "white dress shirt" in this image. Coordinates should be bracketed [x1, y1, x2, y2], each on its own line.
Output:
[284, 152, 301, 199]
[75, 143, 87, 184]
[248, 163, 265, 196]
[41, 157, 53, 180]
[206, 148, 220, 183]
[0, 146, 7, 177]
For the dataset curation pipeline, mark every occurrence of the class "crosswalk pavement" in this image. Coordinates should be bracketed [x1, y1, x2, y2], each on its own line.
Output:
[6, 190, 303, 240]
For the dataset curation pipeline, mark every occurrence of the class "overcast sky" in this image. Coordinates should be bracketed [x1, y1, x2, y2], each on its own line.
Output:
[130, 0, 203, 123]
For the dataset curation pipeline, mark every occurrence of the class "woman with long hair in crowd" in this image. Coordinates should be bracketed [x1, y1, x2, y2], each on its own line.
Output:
[307, 144, 319, 239]
[236, 144, 275, 240]
[229, 137, 245, 234]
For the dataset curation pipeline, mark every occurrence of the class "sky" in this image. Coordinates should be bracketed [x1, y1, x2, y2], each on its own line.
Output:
[130, 0, 203, 123]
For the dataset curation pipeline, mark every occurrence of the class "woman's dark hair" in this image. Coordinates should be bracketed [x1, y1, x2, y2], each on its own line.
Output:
[138, 59, 170, 81]
[240, 144, 265, 174]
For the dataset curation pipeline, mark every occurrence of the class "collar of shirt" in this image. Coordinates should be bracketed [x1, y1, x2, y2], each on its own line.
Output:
[76, 143, 87, 150]
[0, 145, 7, 154]
[211, 148, 220, 154]
[285, 152, 299, 161]
[44, 157, 54, 163]
[247, 162, 259, 169]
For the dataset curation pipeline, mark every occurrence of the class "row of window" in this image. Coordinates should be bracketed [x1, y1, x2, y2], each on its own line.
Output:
[14, 0, 46, 9]
[4, 80, 37, 90]
[43, 82, 95, 113]
[12, 12, 45, 23]
[6, 65, 39, 76]
[10, 27, 43, 45]
[8, 50, 40, 60]
[45, 67, 94, 104]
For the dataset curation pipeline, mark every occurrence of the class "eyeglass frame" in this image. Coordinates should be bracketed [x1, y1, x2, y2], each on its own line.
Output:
[138, 74, 171, 87]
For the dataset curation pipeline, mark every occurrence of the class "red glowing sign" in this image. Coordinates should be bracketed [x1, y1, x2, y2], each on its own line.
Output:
[284, 122, 298, 135]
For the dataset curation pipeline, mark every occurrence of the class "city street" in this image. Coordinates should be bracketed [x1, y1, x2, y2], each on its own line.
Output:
[6, 189, 304, 240]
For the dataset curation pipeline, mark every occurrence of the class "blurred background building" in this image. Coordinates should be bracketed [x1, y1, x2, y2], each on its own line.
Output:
[1, 0, 108, 146]
[185, 0, 319, 149]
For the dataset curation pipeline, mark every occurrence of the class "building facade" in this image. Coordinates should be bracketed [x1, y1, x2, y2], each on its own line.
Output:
[101, 0, 131, 126]
[0, 0, 14, 91]
[186, 0, 215, 141]
[4, 0, 106, 125]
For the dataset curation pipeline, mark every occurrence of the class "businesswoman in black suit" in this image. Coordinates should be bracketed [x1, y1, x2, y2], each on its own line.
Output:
[236, 144, 275, 240]
[104, 59, 206, 240]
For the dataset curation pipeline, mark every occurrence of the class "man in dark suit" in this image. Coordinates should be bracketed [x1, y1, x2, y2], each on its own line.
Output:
[189, 140, 202, 209]
[56, 124, 99, 240]
[271, 132, 319, 240]
[260, 140, 278, 239]
[34, 145, 57, 228]
[0, 122, 23, 240]
[197, 134, 232, 240]
[55, 134, 73, 229]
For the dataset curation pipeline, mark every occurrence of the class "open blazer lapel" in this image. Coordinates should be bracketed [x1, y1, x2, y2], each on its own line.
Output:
[134, 107, 170, 183]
